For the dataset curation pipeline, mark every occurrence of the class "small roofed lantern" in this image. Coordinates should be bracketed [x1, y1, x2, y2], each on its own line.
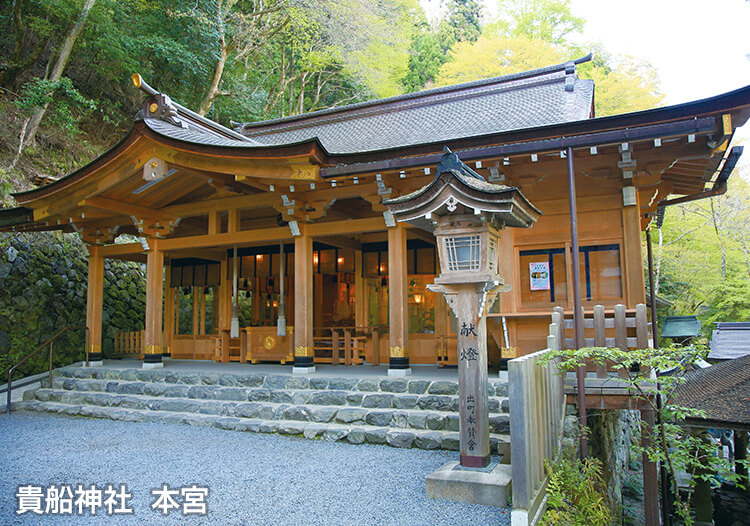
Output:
[384, 148, 540, 469]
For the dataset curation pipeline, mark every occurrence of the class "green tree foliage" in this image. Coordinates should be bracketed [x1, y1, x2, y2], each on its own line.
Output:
[434, 0, 663, 116]
[435, 34, 568, 86]
[543, 345, 749, 525]
[402, 18, 456, 92]
[492, 0, 584, 44]
[651, 175, 750, 330]
[445, 0, 482, 43]
[577, 47, 664, 117]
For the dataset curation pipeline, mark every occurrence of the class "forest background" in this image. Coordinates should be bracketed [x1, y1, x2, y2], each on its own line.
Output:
[0, 0, 747, 370]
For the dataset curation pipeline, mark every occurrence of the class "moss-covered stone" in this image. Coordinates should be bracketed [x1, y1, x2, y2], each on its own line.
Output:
[1, 232, 146, 376]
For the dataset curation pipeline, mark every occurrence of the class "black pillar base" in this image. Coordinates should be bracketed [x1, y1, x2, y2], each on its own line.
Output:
[144, 354, 162, 364]
[87, 352, 103, 362]
[389, 357, 410, 369]
[294, 356, 314, 368]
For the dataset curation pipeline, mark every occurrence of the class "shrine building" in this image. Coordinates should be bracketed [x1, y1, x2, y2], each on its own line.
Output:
[1, 54, 748, 374]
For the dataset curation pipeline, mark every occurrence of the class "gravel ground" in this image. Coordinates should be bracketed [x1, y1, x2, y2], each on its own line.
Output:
[0, 413, 511, 526]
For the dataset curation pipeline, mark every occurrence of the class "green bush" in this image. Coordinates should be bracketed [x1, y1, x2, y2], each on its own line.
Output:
[540, 457, 614, 526]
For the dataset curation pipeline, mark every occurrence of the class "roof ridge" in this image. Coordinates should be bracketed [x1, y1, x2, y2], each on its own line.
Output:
[237, 54, 592, 132]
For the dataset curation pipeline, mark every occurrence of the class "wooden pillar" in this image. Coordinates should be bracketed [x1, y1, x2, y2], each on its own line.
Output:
[192, 287, 200, 336]
[163, 257, 174, 358]
[85, 245, 104, 364]
[355, 250, 365, 329]
[622, 195, 646, 307]
[388, 223, 410, 375]
[199, 287, 206, 335]
[143, 239, 164, 369]
[208, 210, 220, 235]
[227, 209, 240, 233]
[218, 255, 229, 330]
[293, 229, 315, 372]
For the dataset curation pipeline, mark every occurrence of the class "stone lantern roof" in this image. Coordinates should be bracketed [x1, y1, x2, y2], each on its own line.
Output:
[383, 148, 541, 232]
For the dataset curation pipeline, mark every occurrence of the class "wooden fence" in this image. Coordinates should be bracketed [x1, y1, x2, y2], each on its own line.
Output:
[509, 324, 566, 526]
[552, 303, 652, 378]
[113, 329, 144, 358]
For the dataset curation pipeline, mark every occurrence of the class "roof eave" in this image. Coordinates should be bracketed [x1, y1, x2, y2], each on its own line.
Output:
[319, 84, 750, 170]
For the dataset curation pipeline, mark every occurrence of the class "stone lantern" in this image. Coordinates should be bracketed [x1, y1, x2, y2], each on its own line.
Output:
[384, 148, 539, 488]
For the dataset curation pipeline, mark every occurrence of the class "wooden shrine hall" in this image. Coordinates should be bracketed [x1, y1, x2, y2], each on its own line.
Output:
[1, 55, 749, 374]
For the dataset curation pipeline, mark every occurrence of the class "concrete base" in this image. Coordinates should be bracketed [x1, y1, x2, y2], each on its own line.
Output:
[292, 366, 316, 375]
[387, 368, 412, 377]
[142, 362, 164, 369]
[425, 461, 512, 507]
[85, 361, 104, 367]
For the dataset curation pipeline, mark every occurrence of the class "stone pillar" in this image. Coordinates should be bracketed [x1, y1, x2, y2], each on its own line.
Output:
[293, 230, 315, 373]
[85, 245, 104, 366]
[454, 286, 490, 467]
[387, 224, 410, 376]
[143, 239, 164, 369]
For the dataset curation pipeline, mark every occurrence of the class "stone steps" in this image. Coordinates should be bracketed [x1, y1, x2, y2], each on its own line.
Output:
[47, 378, 510, 414]
[52, 367, 509, 398]
[15, 366, 512, 454]
[29, 388, 510, 433]
[13, 400, 511, 456]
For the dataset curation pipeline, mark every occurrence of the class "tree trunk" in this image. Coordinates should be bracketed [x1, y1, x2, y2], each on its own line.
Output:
[710, 199, 727, 279]
[23, 0, 97, 147]
[198, 38, 229, 116]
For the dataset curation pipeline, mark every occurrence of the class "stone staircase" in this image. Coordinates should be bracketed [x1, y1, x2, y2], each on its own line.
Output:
[14, 366, 511, 457]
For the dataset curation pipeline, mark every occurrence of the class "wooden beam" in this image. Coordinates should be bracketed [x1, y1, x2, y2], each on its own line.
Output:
[159, 226, 289, 250]
[163, 192, 280, 219]
[307, 216, 384, 236]
[99, 243, 144, 257]
[29, 140, 157, 220]
[81, 196, 164, 222]
[408, 228, 435, 245]
[169, 249, 225, 261]
[315, 235, 361, 251]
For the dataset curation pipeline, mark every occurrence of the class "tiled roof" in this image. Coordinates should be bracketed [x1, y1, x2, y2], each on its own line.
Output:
[143, 118, 261, 147]
[673, 353, 750, 428]
[709, 322, 750, 361]
[661, 315, 701, 339]
[237, 59, 594, 155]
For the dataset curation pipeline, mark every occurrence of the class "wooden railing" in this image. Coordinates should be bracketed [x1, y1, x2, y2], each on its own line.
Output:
[113, 329, 144, 358]
[313, 327, 365, 365]
[551, 303, 652, 378]
[509, 330, 566, 525]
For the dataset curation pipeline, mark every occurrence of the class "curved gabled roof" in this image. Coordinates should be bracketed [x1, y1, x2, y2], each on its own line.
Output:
[238, 56, 594, 154]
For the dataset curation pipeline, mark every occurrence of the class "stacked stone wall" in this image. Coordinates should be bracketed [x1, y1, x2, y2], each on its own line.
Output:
[0, 232, 146, 375]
